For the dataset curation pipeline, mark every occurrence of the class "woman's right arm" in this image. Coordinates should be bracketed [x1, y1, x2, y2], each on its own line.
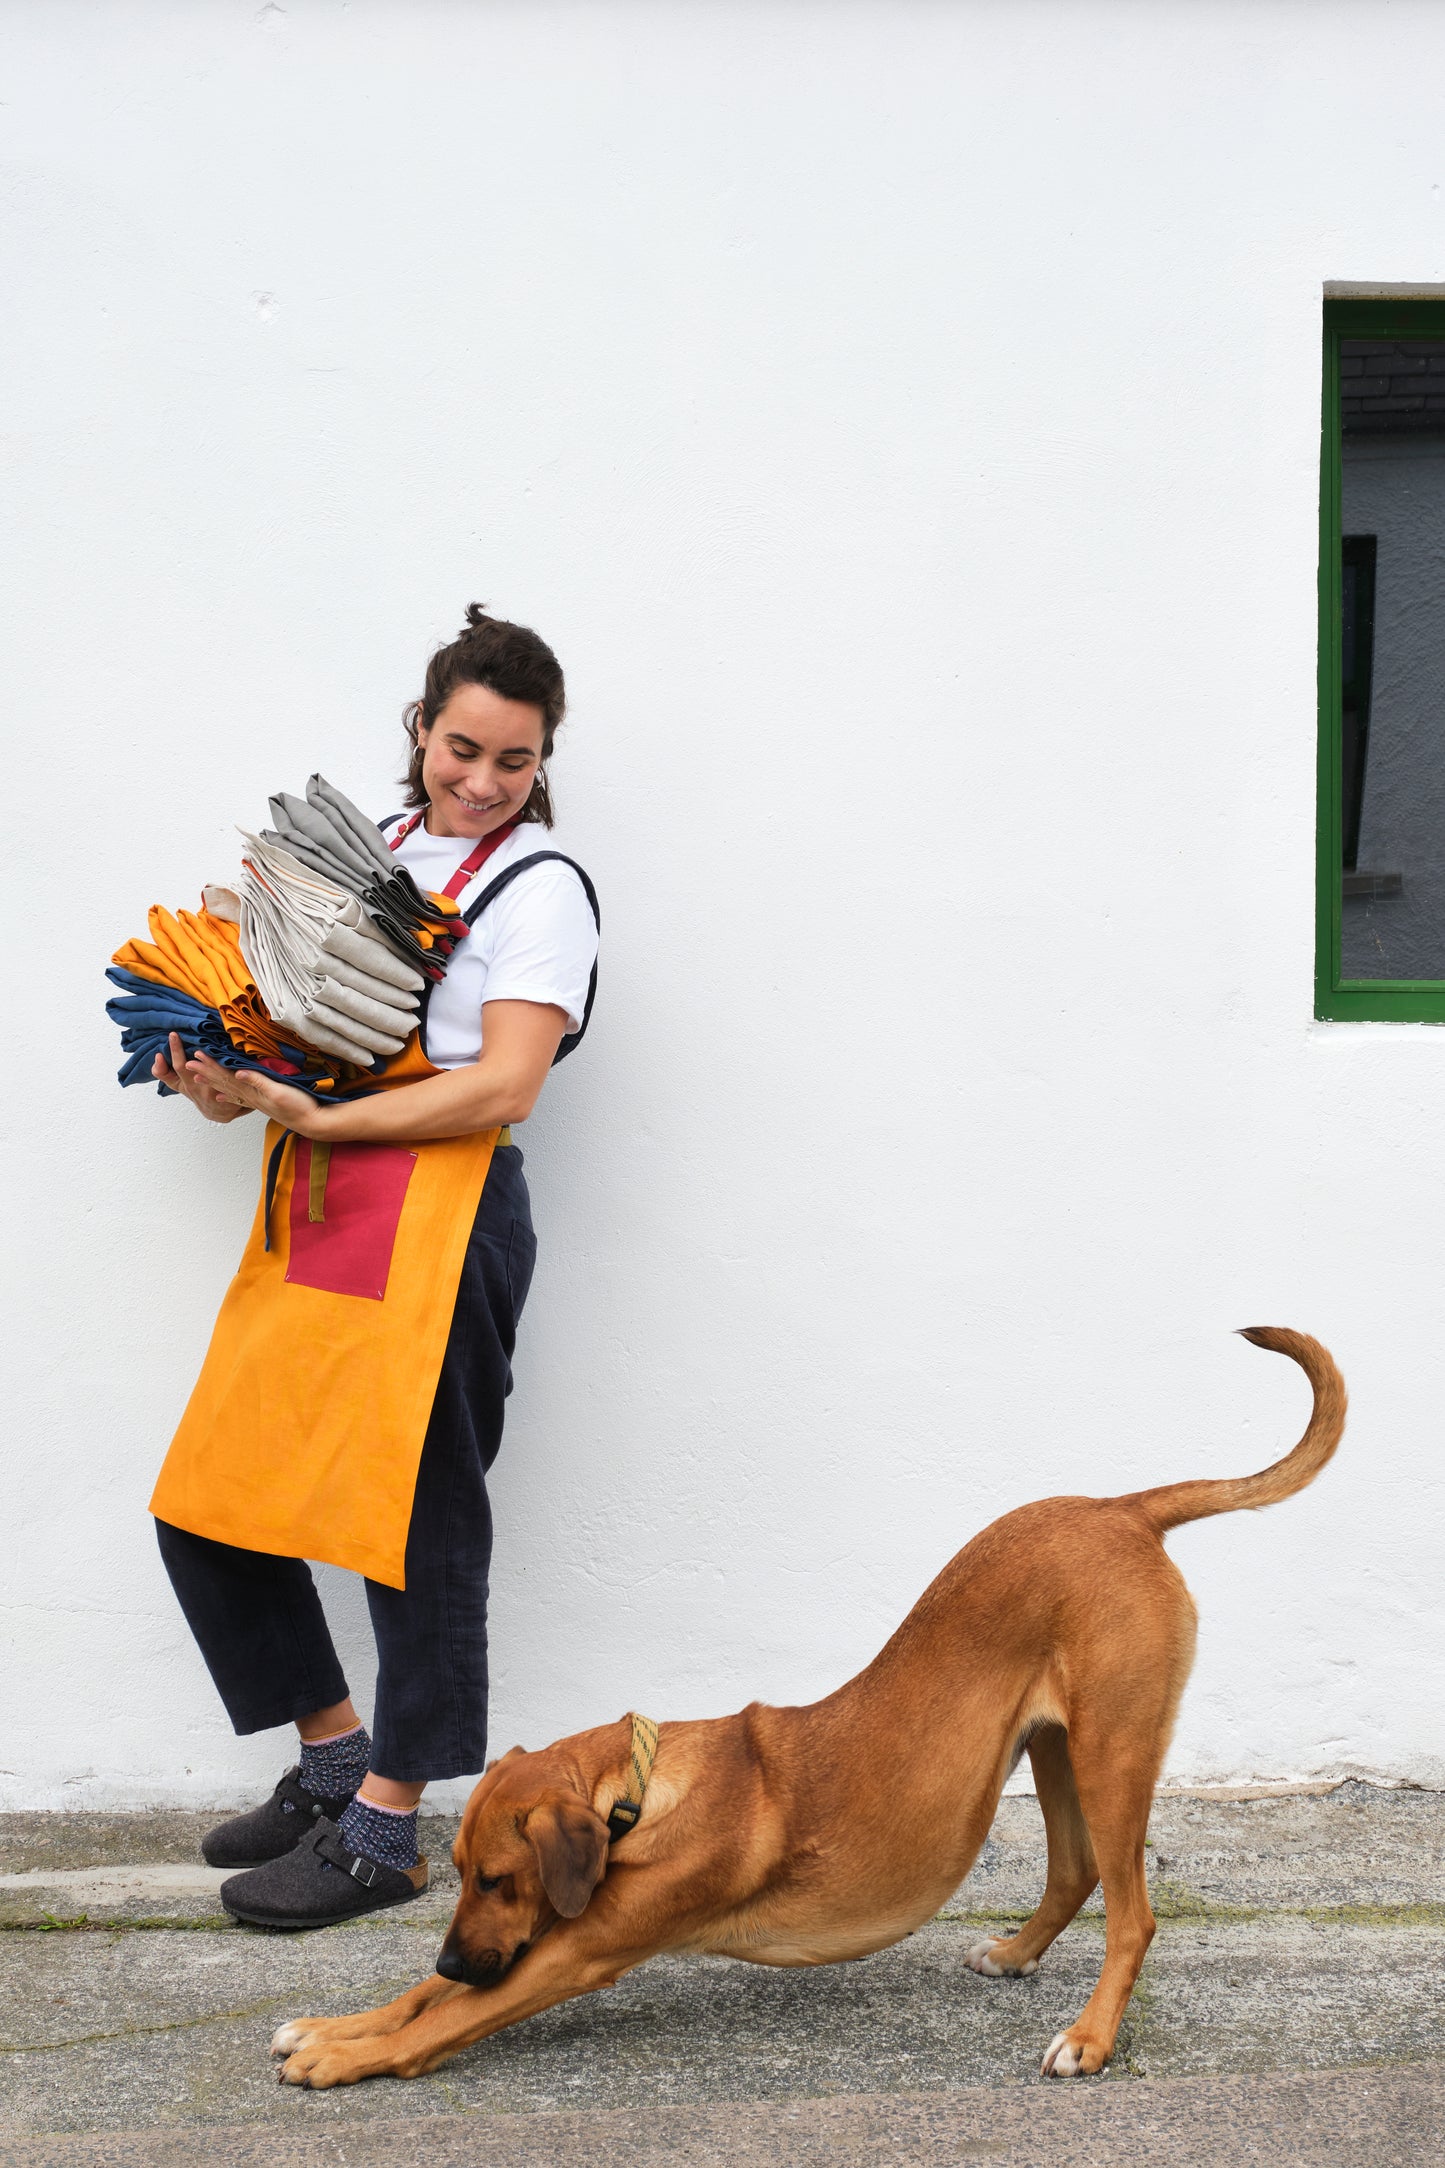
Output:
[152, 1031, 254, 1123]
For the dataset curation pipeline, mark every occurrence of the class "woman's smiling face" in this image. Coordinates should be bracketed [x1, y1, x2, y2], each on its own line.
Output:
[417, 683, 546, 839]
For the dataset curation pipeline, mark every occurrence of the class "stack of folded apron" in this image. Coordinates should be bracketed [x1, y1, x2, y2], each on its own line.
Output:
[106, 776, 466, 1096]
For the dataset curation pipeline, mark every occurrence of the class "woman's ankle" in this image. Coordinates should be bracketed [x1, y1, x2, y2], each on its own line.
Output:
[297, 1722, 371, 1801]
[296, 1697, 361, 1745]
[356, 1773, 426, 1814]
[339, 1790, 421, 1870]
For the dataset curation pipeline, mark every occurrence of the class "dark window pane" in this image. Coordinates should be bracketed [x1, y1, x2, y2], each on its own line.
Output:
[1342, 560, 1357, 683]
[1339, 339, 1445, 976]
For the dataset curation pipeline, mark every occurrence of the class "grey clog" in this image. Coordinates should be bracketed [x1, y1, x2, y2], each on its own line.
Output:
[201, 1766, 357, 1869]
[220, 1817, 428, 1929]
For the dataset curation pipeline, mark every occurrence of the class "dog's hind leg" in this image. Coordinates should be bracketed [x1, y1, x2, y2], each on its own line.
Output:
[965, 1724, 1098, 1980]
[1037, 1719, 1164, 2077]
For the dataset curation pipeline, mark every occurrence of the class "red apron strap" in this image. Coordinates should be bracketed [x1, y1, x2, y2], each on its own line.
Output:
[388, 811, 522, 898]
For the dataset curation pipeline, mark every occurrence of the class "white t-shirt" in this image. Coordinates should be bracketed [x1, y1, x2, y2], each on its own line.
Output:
[385, 816, 598, 1070]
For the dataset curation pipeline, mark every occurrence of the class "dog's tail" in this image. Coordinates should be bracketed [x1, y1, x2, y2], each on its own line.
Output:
[1128, 1327, 1346, 1536]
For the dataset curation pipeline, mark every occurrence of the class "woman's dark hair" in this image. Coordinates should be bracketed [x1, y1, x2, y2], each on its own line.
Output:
[402, 602, 566, 826]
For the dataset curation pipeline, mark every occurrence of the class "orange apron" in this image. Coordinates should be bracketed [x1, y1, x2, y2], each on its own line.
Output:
[149, 824, 517, 1591]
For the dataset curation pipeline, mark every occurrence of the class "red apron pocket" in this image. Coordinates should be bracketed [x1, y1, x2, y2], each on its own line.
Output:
[286, 1140, 419, 1301]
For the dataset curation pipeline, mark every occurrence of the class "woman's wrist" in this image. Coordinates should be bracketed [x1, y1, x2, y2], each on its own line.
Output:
[306, 1094, 368, 1141]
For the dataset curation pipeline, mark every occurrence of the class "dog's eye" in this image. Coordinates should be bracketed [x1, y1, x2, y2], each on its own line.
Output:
[476, 1874, 503, 1893]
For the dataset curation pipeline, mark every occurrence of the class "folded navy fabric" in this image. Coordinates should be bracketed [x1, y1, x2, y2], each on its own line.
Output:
[104, 968, 372, 1099]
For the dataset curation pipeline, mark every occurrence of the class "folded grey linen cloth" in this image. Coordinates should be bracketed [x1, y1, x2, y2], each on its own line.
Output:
[207, 831, 424, 1068]
[261, 775, 465, 981]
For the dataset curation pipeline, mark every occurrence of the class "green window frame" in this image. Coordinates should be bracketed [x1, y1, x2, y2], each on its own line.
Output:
[1317, 296, 1445, 1020]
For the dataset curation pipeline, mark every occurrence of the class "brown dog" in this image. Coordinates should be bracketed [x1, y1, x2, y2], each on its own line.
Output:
[272, 1326, 1344, 2089]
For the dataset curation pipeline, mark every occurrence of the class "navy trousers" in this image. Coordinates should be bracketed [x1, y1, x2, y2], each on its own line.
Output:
[156, 1144, 536, 1783]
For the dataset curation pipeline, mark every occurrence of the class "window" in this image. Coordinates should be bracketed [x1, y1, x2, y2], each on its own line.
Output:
[1318, 298, 1445, 1018]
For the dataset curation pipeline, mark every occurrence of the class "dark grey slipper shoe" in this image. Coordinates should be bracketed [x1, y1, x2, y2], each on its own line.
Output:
[220, 1818, 428, 1930]
[201, 1767, 358, 1869]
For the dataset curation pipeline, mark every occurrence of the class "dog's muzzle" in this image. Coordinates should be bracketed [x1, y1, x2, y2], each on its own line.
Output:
[434, 1942, 516, 1988]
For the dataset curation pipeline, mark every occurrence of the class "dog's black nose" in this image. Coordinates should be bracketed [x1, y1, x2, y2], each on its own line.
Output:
[434, 1945, 466, 1982]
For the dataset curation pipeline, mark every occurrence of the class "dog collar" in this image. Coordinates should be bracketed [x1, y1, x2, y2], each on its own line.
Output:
[606, 1712, 660, 1841]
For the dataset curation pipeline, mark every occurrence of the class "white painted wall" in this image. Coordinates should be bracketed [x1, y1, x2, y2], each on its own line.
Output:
[4, 0, 1444, 1811]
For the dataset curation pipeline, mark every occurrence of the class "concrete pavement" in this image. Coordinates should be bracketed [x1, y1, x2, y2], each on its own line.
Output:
[1, 2068, 1442, 2168]
[0, 1783, 1441, 2163]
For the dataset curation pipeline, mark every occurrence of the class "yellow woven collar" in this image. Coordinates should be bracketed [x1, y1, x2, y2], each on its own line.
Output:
[606, 1712, 660, 1842]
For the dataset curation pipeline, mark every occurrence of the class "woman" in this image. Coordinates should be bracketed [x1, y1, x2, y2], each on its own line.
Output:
[149, 604, 599, 1930]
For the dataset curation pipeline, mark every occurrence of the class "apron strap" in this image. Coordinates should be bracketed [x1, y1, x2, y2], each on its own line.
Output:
[385, 811, 522, 897]
[262, 1132, 333, 1245]
[262, 1130, 295, 1252]
[308, 1141, 333, 1222]
[460, 852, 601, 1064]
[370, 830, 601, 1066]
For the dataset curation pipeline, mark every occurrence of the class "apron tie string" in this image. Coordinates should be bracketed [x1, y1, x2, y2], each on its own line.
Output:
[262, 1131, 295, 1252]
[308, 1141, 332, 1223]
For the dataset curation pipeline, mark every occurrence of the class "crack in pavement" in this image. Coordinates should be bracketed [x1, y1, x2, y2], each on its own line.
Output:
[8, 1898, 1445, 1937]
[0, 1976, 420, 2059]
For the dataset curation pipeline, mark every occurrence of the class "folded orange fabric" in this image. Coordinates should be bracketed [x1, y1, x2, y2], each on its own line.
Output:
[113, 904, 366, 1089]
[112, 907, 252, 1009]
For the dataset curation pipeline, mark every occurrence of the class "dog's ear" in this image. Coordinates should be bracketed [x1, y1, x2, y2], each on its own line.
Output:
[523, 1793, 610, 1919]
[483, 1744, 527, 1775]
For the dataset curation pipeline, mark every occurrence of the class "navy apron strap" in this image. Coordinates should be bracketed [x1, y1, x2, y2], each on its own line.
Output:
[262, 1130, 295, 1252]
[462, 853, 601, 1064]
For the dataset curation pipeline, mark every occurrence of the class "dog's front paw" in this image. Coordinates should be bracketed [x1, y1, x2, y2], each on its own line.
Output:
[1041, 2026, 1108, 2077]
[276, 2041, 364, 2090]
[965, 1937, 1038, 1978]
[270, 2019, 316, 2059]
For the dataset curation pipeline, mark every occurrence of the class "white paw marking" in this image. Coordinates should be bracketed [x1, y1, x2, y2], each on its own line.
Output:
[1042, 2029, 1083, 2076]
[270, 2021, 309, 2057]
[965, 1939, 1039, 1978]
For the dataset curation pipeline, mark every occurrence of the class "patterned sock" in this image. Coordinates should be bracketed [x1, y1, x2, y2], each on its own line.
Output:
[297, 1723, 371, 1804]
[337, 1792, 420, 1871]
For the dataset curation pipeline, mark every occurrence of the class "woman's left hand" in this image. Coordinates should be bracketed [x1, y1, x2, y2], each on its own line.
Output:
[183, 1051, 340, 1137]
